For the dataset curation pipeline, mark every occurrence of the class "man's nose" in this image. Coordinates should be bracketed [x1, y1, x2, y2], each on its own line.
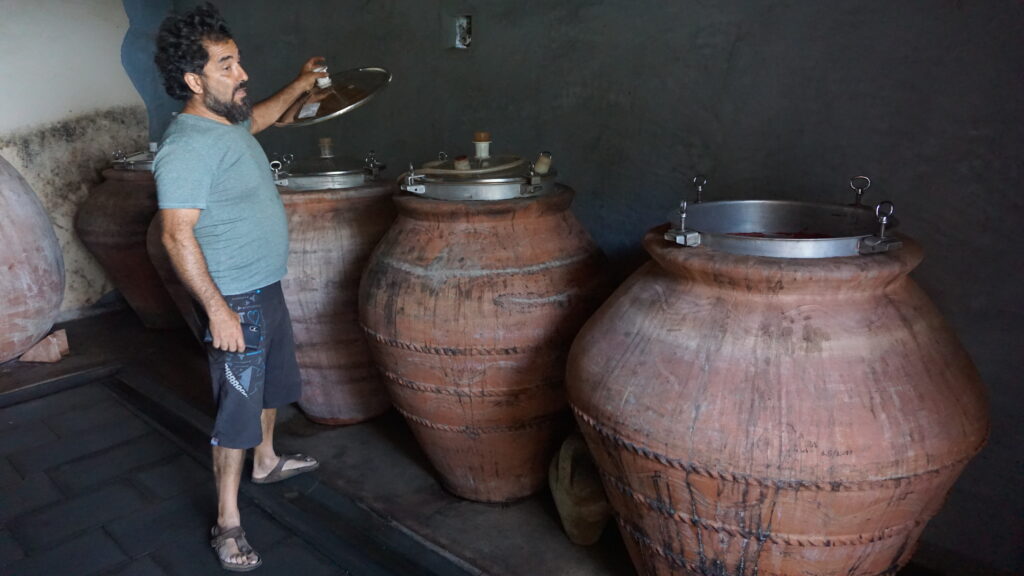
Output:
[237, 65, 249, 84]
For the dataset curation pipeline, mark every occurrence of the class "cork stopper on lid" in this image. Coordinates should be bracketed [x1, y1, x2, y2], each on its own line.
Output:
[473, 131, 491, 142]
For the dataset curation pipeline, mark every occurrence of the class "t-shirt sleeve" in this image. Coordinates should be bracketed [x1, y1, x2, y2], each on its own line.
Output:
[154, 133, 215, 209]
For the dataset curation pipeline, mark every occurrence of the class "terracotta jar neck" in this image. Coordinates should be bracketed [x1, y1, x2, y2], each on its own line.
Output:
[102, 168, 154, 182]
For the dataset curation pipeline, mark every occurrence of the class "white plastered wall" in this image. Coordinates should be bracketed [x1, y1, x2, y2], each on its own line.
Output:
[0, 0, 149, 315]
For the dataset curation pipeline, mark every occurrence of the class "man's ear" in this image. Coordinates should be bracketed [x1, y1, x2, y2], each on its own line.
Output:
[184, 72, 204, 95]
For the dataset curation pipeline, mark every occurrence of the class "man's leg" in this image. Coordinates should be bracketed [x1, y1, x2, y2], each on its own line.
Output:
[252, 284, 317, 483]
[252, 408, 279, 476]
[212, 445, 259, 567]
[251, 408, 317, 479]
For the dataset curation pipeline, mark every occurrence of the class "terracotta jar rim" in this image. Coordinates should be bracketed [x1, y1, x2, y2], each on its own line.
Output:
[101, 167, 155, 181]
[277, 181, 395, 202]
[392, 185, 575, 220]
[643, 224, 924, 296]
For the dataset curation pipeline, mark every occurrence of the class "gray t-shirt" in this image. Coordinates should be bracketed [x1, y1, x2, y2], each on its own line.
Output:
[154, 114, 288, 296]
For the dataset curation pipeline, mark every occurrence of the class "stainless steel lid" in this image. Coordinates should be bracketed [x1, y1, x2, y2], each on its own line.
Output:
[271, 138, 384, 190]
[110, 149, 154, 171]
[400, 135, 557, 201]
[274, 67, 392, 128]
[663, 176, 903, 258]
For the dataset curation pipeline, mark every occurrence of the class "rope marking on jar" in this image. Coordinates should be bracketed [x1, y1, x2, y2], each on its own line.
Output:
[361, 326, 538, 356]
[394, 405, 565, 437]
[602, 472, 921, 548]
[375, 251, 594, 279]
[382, 369, 563, 398]
[616, 518, 712, 575]
[572, 405, 979, 492]
[616, 519, 906, 576]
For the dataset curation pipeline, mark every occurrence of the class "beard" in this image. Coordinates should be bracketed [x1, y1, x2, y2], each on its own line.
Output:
[204, 82, 252, 124]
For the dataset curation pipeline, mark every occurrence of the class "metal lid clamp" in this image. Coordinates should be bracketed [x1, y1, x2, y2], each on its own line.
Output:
[664, 200, 702, 247]
[664, 175, 708, 246]
[364, 150, 385, 179]
[857, 201, 903, 254]
[269, 153, 294, 177]
[403, 162, 427, 195]
[522, 151, 553, 196]
[693, 175, 707, 204]
[850, 176, 871, 206]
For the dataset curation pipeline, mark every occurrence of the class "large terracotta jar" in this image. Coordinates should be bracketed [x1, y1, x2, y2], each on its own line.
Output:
[567, 201, 988, 576]
[0, 153, 65, 362]
[277, 143, 397, 424]
[76, 152, 182, 328]
[360, 144, 607, 502]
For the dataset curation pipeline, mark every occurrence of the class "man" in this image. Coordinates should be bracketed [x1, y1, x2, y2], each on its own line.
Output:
[153, 3, 326, 571]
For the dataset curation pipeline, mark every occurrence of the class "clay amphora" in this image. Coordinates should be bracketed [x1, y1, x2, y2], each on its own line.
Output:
[0, 154, 65, 362]
[360, 186, 606, 502]
[279, 181, 397, 424]
[76, 168, 182, 329]
[567, 225, 989, 576]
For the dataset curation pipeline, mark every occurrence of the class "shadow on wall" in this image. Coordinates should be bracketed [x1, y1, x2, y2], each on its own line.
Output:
[121, 0, 176, 141]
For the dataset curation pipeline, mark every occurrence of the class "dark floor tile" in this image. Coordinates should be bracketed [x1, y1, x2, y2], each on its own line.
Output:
[0, 529, 25, 566]
[148, 523, 236, 576]
[235, 504, 293, 551]
[0, 472, 62, 524]
[259, 536, 346, 576]
[5, 528, 127, 576]
[49, 433, 180, 496]
[132, 454, 210, 500]
[0, 384, 113, 432]
[9, 415, 150, 476]
[44, 399, 136, 438]
[900, 563, 946, 575]
[105, 487, 216, 558]
[7, 481, 148, 553]
[0, 421, 58, 456]
[101, 555, 168, 576]
[0, 456, 20, 489]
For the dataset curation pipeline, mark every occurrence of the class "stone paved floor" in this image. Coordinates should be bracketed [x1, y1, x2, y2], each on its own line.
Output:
[0, 311, 990, 576]
[0, 380, 354, 576]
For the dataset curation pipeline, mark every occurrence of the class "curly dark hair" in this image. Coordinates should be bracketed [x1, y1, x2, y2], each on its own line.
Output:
[155, 2, 234, 101]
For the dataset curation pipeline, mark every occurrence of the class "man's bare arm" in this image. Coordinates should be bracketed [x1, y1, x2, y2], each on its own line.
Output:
[158, 209, 245, 352]
[249, 57, 328, 134]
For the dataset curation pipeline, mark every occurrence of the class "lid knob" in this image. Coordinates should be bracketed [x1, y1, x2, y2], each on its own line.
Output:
[473, 131, 491, 160]
[314, 65, 332, 89]
[534, 151, 552, 175]
[318, 137, 334, 158]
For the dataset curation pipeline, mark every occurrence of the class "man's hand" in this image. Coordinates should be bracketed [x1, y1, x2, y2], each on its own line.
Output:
[294, 56, 329, 93]
[208, 303, 245, 353]
[249, 56, 329, 133]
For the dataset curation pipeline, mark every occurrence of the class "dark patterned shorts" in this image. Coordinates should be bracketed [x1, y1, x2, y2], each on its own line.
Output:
[202, 282, 301, 449]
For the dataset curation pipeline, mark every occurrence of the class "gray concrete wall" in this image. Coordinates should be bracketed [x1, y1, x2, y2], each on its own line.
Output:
[150, 1, 1022, 572]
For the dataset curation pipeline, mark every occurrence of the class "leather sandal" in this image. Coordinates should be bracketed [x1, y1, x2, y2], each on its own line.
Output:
[251, 453, 319, 485]
[210, 525, 262, 572]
